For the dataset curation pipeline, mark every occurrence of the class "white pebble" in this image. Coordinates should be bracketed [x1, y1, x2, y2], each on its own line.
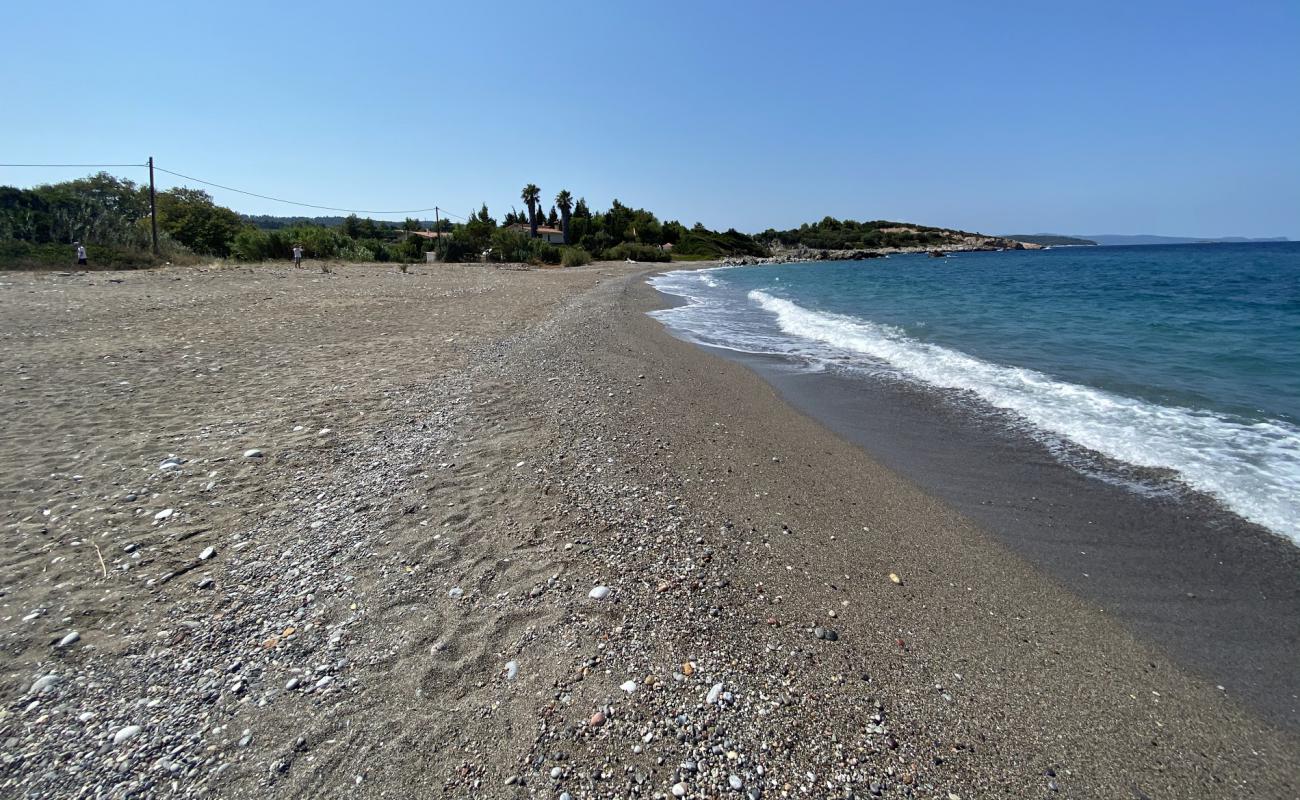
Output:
[113, 725, 142, 745]
[153, 508, 174, 521]
[706, 682, 724, 704]
[620, 680, 637, 694]
[588, 586, 612, 600]
[30, 674, 60, 694]
[243, 449, 263, 458]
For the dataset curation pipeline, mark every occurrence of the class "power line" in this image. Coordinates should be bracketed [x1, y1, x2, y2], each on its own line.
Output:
[152, 165, 444, 216]
[5, 161, 463, 221]
[0, 163, 145, 168]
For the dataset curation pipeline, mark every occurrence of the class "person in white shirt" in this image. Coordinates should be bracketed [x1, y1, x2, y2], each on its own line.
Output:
[292, 245, 303, 268]
[75, 242, 87, 266]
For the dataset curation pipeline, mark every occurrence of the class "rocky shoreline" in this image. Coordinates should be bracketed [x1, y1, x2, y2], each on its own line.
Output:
[720, 238, 1042, 266]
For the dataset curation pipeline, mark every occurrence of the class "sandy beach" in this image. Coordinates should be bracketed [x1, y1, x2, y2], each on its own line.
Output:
[2, 261, 1297, 799]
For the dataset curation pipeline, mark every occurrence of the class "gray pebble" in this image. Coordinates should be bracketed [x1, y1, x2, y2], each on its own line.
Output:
[29, 674, 60, 694]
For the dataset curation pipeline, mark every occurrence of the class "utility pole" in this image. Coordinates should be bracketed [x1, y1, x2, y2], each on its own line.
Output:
[148, 156, 159, 255]
[434, 206, 440, 262]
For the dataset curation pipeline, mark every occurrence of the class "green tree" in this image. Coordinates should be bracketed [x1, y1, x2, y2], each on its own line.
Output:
[554, 189, 573, 245]
[520, 183, 540, 238]
[155, 187, 243, 256]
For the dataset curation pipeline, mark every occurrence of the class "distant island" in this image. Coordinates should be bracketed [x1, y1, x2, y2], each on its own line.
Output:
[1001, 234, 1099, 246]
[1082, 234, 1291, 246]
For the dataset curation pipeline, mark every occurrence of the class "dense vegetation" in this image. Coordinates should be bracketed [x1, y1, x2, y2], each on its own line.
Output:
[758, 217, 968, 251]
[4, 174, 1019, 270]
[0, 173, 770, 268]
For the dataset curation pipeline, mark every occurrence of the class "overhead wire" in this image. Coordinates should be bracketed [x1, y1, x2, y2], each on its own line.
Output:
[0, 163, 145, 168]
[5, 161, 466, 220]
[151, 166, 444, 216]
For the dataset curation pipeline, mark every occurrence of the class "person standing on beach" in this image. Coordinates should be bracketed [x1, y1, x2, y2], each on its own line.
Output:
[75, 242, 87, 266]
[292, 244, 303, 268]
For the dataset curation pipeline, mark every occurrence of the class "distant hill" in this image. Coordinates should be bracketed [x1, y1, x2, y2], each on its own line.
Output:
[1003, 234, 1098, 246]
[760, 218, 1034, 253]
[1083, 234, 1291, 246]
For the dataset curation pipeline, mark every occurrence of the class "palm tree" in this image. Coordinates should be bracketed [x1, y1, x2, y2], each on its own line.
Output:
[555, 189, 573, 245]
[521, 184, 540, 239]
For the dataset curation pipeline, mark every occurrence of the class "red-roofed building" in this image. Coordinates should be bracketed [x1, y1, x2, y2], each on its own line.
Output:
[506, 223, 565, 245]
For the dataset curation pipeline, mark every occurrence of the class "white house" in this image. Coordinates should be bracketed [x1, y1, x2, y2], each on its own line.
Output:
[506, 223, 565, 245]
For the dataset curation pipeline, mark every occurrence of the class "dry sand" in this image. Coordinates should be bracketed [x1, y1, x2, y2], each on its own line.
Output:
[0, 261, 1296, 798]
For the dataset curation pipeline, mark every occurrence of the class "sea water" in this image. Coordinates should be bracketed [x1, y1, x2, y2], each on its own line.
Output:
[649, 243, 1300, 543]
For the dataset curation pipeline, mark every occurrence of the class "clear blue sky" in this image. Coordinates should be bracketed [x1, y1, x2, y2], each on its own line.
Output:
[3, 1, 1297, 237]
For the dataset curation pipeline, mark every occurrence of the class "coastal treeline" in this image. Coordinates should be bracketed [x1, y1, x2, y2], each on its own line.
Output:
[760, 217, 964, 251]
[0, 173, 768, 268]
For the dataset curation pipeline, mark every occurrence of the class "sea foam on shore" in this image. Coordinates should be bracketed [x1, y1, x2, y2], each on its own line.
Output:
[651, 266, 1300, 543]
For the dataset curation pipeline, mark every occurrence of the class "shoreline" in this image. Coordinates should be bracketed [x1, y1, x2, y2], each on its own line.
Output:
[646, 259, 1300, 731]
[1, 261, 1296, 798]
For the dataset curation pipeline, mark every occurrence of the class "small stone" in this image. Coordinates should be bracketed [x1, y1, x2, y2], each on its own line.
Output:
[706, 682, 724, 704]
[588, 586, 612, 600]
[243, 449, 264, 458]
[285, 677, 301, 690]
[30, 674, 60, 694]
[154, 508, 174, 521]
[560, 794, 572, 800]
[620, 680, 637, 694]
[315, 675, 334, 690]
[672, 782, 688, 797]
[113, 725, 142, 745]
[505, 660, 519, 681]
[589, 711, 606, 727]
[550, 766, 563, 779]
[889, 572, 902, 585]
[199, 546, 216, 561]
[56, 631, 80, 648]
[448, 587, 464, 600]
[729, 774, 744, 790]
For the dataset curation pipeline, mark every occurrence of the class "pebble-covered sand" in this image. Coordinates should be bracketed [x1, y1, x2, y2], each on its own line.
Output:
[1, 262, 1296, 798]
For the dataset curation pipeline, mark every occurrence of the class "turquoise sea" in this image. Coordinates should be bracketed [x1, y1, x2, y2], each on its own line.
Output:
[650, 243, 1300, 543]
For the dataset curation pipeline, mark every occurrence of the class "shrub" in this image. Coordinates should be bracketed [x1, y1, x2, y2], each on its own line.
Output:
[561, 247, 592, 267]
[0, 239, 170, 269]
[603, 242, 670, 262]
[488, 230, 562, 265]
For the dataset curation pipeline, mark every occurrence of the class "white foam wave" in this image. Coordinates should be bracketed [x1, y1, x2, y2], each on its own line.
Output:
[748, 290, 1300, 542]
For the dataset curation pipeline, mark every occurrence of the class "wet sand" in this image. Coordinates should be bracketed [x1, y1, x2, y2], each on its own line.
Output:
[0, 261, 1296, 798]
[717, 348, 1300, 734]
